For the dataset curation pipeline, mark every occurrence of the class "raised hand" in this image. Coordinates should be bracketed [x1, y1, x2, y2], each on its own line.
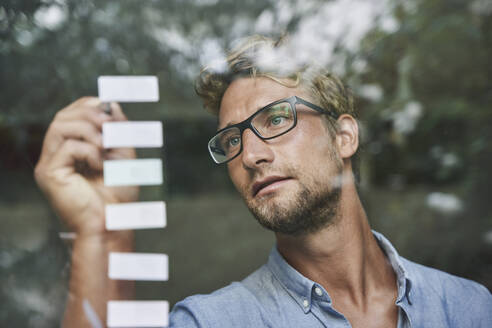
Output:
[35, 97, 139, 235]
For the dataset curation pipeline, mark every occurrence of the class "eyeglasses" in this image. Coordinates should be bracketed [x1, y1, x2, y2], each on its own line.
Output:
[208, 96, 338, 164]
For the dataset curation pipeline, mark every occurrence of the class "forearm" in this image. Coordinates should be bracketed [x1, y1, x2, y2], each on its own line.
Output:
[63, 231, 135, 328]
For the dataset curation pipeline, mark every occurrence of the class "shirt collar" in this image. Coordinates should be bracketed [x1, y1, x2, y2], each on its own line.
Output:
[267, 243, 318, 313]
[266, 230, 414, 313]
[372, 230, 413, 305]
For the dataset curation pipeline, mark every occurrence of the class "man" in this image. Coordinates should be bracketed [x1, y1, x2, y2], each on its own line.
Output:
[35, 35, 491, 327]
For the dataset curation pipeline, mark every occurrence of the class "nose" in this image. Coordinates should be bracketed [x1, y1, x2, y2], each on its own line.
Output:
[241, 128, 274, 168]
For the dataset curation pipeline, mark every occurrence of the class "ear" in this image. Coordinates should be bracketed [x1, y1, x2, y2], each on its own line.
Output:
[335, 114, 359, 159]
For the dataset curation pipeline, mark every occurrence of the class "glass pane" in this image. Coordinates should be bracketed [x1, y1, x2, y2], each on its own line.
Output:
[2, 0, 491, 326]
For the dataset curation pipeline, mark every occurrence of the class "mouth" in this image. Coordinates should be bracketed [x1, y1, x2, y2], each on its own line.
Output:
[252, 176, 292, 197]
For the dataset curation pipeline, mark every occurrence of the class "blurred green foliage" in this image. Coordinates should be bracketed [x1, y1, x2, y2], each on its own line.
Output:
[352, 0, 492, 287]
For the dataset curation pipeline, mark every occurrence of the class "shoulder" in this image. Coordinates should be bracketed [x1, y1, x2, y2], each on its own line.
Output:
[402, 257, 492, 325]
[169, 266, 276, 328]
[403, 257, 490, 298]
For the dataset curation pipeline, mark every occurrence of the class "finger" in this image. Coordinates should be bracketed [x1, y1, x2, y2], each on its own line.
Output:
[41, 120, 103, 159]
[47, 139, 103, 173]
[57, 96, 102, 116]
[107, 102, 128, 121]
[105, 147, 136, 161]
[35, 139, 103, 192]
[67, 96, 101, 109]
[57, 100, 129, 130]
[56, 104, 112, 130]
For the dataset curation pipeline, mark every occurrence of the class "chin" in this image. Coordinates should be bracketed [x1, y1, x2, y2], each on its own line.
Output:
[246, 182, 342, 236]
[250, 188, 294, 211]
[248, 194, 299, 225]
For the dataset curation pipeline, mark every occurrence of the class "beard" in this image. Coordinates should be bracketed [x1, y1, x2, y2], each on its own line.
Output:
[244, 162, 343, 237]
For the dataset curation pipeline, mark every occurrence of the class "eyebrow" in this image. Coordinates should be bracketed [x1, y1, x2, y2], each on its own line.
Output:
[216, 98, 281, 131]
[221, 121, 237, 130]
[217, 109, 250, 132]
[216, 120, 234, 132]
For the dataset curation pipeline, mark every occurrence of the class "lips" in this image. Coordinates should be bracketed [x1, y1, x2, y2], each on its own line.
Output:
[252, 176, 292, 197]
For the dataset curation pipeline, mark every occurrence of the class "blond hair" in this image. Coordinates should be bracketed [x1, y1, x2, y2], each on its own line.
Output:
[195, 35, 361, 182]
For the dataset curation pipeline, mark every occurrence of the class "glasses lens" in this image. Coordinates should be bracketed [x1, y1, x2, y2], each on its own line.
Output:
[208, 126, 241, 163]
[252, 102, 295, 138]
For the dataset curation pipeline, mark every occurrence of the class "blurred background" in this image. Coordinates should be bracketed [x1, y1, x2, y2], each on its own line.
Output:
[1, 0, 491, 326]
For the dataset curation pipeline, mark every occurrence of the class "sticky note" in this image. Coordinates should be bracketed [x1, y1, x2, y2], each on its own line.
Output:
[107, 300, 169, 327]
[103, 159, 162, 186]
[98, 76, 159, 102]
[109, 252, 168, 281]
[106, 201, 166, 231]
[103, 121, 163, 149]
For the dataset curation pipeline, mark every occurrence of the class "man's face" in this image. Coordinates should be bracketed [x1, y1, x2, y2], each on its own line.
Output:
[218, 77, 343, 236]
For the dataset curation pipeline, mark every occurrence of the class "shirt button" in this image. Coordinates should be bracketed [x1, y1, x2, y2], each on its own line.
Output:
[303, 299, 309, 308]
[314, 287, 323, 296]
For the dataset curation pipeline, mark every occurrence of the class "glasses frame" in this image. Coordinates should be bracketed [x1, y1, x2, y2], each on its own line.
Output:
[208, 95, 339, 164]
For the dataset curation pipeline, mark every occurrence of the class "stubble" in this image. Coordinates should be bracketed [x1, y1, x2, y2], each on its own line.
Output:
[245, 161, 343, 236]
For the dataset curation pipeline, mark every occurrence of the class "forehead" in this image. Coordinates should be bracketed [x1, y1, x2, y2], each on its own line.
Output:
[218, 77, 307, 129]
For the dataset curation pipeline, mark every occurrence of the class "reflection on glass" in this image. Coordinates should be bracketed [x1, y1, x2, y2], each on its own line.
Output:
[1, 0, 491, 327]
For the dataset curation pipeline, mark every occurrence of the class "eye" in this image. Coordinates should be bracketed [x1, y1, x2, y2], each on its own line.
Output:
[218, 128, 241, 153]
[228, 136, 240, 147]
[271, 116, 285, 126]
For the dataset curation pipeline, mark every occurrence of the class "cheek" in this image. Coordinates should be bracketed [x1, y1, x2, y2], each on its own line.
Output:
[284, 122, 341, 179]
[288, 120, 336, 161]
[227, 162, 247, 195]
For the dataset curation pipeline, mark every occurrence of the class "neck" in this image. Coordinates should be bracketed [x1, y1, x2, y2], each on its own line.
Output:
[275, 171, 395, 308]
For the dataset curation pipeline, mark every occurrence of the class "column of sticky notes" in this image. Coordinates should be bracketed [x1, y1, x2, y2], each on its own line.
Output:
[98, 76, 169, 328]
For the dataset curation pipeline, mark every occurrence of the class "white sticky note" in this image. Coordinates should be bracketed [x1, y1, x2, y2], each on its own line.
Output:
[106, 201, 166, 231]
[109, 252, 168, 281]
[103, 121, 163, 149]
[107, 300, 169, 327]
[98, 76, 159, 102]
[104, 159, 162, 186]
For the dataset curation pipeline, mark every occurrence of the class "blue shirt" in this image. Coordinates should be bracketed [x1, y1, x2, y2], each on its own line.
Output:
[169, 231, 492, 327]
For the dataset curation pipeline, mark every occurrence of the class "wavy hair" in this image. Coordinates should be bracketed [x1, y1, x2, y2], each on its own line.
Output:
[195, 35, 361, 183]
